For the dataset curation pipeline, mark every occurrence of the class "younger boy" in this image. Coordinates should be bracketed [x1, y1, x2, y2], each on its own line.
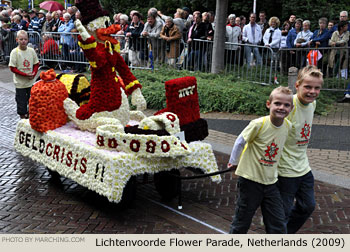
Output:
[228, 86, 293, 233]
[277, 65, 323, 233]
[9, 30, 39, 119]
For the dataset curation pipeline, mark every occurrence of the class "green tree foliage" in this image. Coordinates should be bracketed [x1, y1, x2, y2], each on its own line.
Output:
[10, 0, 350, 27]
[281, 0, 350, 29]
[99, 0, 350, 30]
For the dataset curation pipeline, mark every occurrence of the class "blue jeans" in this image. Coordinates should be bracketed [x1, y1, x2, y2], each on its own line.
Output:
[278, 171, 315, 234]
[244, 45, 262, 67]
[187, 49, 204, 71]
[229, 176, 286, 234]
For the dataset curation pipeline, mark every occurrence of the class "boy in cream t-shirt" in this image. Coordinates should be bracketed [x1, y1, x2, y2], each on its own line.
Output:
[227, 86, 293, 234]
[9, 30, 39, 119]
[278, 66, 323, 233]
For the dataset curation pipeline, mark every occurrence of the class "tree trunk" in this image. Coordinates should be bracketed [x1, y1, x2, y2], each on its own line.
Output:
[211, 0, 228, 73]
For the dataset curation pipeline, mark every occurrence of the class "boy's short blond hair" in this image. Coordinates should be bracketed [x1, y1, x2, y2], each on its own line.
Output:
[296, 65, 323, 87]
[269, 86, 293, 102]
[16, 30, 28, 38]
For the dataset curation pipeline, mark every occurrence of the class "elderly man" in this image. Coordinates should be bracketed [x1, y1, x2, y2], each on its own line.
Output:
[42, 12, 55, 33]
[142, 12, 164, 65]
[67, 7, 76, 21]
[331, 11, 350, 32]
[330, 11, 350, 45]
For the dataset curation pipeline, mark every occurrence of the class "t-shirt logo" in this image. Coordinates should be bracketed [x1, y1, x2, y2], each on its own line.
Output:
[301, 122, 311, 140]
[23, 59, 30, 68]
[265, 141, 279, 161]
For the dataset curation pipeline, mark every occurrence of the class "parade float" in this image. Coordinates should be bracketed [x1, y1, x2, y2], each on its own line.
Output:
[14, 0, 222, 207]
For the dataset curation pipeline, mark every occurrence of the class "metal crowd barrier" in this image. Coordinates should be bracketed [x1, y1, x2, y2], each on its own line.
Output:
[2, 30, 350, 91]
[40, 31, 88, 70]
[1, 30, 17, 62]
[278, 47, 349, 91]
[224, 42, 276, 85]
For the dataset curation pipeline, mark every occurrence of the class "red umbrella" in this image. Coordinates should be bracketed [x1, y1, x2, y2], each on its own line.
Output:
[39, 1, 64, 12]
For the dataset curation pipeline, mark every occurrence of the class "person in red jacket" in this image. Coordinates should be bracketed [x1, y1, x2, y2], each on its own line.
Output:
[40, 33, 60, 68]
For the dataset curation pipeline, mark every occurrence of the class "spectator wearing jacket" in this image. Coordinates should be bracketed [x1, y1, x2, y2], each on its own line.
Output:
[309, 17, 331, 72]
[160, 17, 182, 66]
[328, 21, 350, 78]
[37, 10, 46, 30]
[142, 12, 164, 64]
[186, 11, 207, 71]
[294, 20, 313, 67]
[158, 8, 186, 35]
[10, 14, 21, 32]
[28, 10, 41, 33]
[280, 21, 291, 48]
[41, 33, 60, 68]
[288, 14, 296, 28]
[286, 18, 302, 49]
[285, 18, 302, 71]
[51, 11, 62, 33]
[328, 20, 335, 31]
[242, 12, 262, 67]
[263, 16, 281, 50]
[330, 11, 350, 35]
[57, 13, 74, 64]
[125, 12, 145, 66]
[257, 10, 269, 37]
[42, 12, 55, 33]
[309, 17, 330, 48]
[225, 14, 241, 65]
[116, 14, 129, 50]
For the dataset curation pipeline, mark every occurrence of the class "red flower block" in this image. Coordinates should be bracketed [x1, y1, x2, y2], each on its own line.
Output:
[155, 76, 200, 126]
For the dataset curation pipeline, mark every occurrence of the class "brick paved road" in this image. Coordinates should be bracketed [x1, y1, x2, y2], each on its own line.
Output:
[0, 76, 349, 233]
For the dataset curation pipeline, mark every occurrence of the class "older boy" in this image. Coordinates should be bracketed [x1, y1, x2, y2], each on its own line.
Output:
[9, 30, 39, 119]
[228, 86, 293, 233]
[278, 65, 323, 233]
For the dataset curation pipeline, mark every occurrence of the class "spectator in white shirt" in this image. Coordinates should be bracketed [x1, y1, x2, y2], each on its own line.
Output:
[226, 14, 241, 65]
[294, 20, 313, 67]
[294, 20, 313, 48]
[242, 12, 262, 67]
[263, 16, 282, 51]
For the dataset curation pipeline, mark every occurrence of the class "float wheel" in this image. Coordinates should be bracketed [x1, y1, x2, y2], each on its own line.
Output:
[154, 169, 180, 201]
[117, 176, 137, 208]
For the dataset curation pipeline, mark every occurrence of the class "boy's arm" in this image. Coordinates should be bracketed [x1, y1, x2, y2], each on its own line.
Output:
[11, 62, 39, 78]
[9, 66, 29, 77]
[32, 63, 39, 75]
[227, 134, 246, 169]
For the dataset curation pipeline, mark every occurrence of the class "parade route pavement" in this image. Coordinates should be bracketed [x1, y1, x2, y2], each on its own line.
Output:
[0, 66, 349, 234]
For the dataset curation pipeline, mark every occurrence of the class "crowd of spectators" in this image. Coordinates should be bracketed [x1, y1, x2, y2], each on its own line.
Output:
[0, 6, 83, 71]
[1, 5, 350, 75]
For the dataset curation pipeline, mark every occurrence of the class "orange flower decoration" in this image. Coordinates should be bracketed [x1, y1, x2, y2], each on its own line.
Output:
[29, 69, 69, 132]
[96, 24, 121, 44]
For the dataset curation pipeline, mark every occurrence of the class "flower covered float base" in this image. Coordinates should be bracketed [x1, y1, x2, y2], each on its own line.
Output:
[14, 119, 220, 203]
